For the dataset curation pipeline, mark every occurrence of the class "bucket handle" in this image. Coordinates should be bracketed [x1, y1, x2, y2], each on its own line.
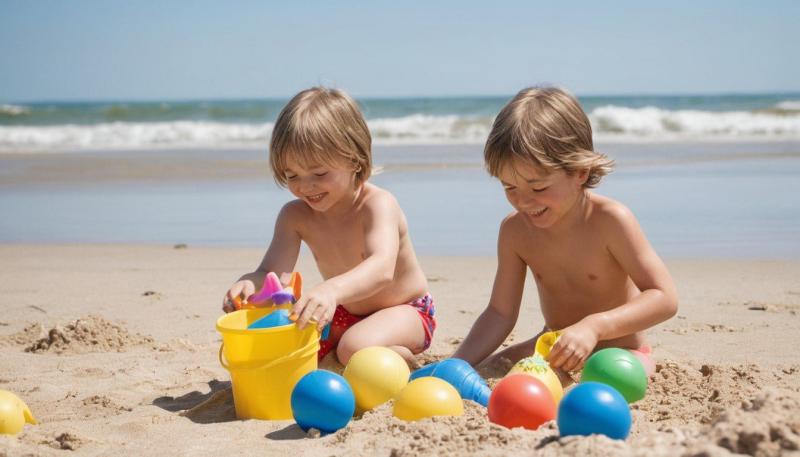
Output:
[218, 338, 319, 372]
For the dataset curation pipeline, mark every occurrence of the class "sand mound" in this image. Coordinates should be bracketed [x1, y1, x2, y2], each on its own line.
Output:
[701, 389, 800, 456]
[25, 315, 154, 354]
[0, 322, 46, 347]
[635, 360, 763, 426]
[333, 401, 551, 456]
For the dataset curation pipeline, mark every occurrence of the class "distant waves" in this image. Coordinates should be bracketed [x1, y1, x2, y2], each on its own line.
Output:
[2, 101, 800, 152]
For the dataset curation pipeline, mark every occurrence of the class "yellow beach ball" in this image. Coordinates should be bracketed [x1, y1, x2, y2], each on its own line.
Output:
[507, 354, 564, 404]
[0, 390, 38, 435]
[343, 346, 410, 412]
[393, 377, 464, 421]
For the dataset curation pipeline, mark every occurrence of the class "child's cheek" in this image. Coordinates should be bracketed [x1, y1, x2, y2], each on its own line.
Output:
[505, 191, 521, 209]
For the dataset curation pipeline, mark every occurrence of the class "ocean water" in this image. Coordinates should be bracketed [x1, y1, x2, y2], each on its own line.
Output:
[0, 143, 798, 258]
[1, 93, 798, 257]
[2, 93, 800, 151]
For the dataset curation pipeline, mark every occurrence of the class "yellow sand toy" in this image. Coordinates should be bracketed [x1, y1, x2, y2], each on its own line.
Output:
[217, 272, 322, 420]
[506, 330, 564, 403]
[0, 390, 37, 435]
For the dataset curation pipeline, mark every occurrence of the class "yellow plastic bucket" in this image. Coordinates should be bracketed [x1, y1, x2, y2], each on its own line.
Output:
[216, 306, 319, 420]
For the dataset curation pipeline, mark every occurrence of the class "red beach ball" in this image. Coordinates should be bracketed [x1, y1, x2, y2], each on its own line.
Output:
[488, 374, 556, 430]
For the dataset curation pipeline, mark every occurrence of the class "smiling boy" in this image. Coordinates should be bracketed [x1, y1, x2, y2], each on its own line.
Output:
[452, 87, 678, 378]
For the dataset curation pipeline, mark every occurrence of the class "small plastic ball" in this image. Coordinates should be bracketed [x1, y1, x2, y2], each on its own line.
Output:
[580, 348, 648, 403]
[488, 374, 556, 430]
[558, 382, 632, 440]
[343, 346, 410, 411]
[291, 370, 355, 434]
[507, 354, 564, 404]
[393, 377, 464, 421]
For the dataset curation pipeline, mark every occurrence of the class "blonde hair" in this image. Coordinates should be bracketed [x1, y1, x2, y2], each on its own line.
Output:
[270, 87, 372, 187]
[484, 86, 613, 188]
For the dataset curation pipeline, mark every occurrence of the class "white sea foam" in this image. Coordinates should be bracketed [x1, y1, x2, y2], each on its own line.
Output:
[775, 100, 800, 111]
[589, 105, 800, 140]
[0, 104, 30, 116]
[0, 121, 274, 151]
[369, 114, 492, 143]
[2, 107, 800, 152]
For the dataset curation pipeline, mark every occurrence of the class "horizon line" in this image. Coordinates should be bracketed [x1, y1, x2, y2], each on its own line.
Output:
[4, 89, 800, 105]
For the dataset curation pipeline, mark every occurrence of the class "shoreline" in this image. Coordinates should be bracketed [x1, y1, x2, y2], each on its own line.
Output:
[1, 142, 799, 189]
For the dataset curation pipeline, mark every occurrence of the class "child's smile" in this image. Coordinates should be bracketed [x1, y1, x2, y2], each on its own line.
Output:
[305, 192, 327, 204]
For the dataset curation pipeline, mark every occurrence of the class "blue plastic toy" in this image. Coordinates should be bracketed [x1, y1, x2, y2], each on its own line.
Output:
[291, 370, 355, 434]
[410, 358, 491, 407]
[557, 382, 632, 440]
[247, 309, 293, 329]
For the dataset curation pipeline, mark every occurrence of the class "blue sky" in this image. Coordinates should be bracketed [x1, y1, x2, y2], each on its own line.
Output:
[1, 0, 798, 101]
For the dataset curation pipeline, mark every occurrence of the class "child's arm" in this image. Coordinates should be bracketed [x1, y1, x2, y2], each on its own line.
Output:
[222, 202, 302, 311]
[292, 192, 402, 329]
[452, 217, 527, 365]
[548, 204, 678, 371]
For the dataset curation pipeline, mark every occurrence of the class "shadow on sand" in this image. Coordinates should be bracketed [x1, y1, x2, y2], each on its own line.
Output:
[265, 423, 309, 441]
[152, 379, 237, 424]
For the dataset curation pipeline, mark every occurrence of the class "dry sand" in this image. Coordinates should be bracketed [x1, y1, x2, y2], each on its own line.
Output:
[1, 244, 799, 456]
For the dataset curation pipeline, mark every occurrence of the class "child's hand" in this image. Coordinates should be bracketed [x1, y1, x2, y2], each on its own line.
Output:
[291, 284, 337, 331]
[546, 318, 600, 373]
[222, 280, 256, 313]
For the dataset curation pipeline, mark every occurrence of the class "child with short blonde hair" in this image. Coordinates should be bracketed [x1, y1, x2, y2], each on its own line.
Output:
[453, 86, 677, 379]
[223, 87, 435, 366]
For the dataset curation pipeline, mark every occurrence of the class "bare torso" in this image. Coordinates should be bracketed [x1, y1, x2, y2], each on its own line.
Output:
[510, 192, 647, 350]
[295, 183, 428, 315]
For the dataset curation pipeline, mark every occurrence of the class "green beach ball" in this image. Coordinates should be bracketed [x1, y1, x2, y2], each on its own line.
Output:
[580, 348, 647, 403]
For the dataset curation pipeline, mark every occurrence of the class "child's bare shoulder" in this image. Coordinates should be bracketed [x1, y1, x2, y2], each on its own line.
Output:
[589, 193, 640, 235]
[360, 183, 401, 212]
[498, 210, 530, 242]
[278, 199, 312, 228]
[282, 199, 311, 216]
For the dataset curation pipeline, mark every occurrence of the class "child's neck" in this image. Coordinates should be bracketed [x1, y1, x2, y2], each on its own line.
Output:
[547, 189, 591, 234]
[320, 182, 366, 220]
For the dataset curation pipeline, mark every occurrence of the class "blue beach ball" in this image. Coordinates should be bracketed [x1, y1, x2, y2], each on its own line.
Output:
[557, 382, 632, 440]
[291, 370, 355, 434]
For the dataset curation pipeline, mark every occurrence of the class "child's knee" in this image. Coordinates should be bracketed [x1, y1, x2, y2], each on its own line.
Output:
[335, 332, 363, 366]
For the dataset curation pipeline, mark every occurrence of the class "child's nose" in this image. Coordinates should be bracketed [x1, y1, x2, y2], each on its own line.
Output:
[517, 189, 539, 206]
[297, 177, 315, 192]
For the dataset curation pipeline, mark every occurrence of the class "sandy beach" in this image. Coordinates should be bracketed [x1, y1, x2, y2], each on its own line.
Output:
[1, 244, 799, 456]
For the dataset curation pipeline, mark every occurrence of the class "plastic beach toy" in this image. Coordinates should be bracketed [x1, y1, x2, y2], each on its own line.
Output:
[247, 309, 293, 329]
[558, 382, 631, 440]
[507, 354, 563, 404]
[0, 390, 37, 435]
[410, 358, 491, 407]
[535, 330, 561, 359]
[580, 348, 648, 403]
[503, 330, 563, 403]
[291, 370, 355, 434]
[488, 374, 556, 430]
[217, 307, 320, 420]
[235, 271, 303, 309]
[393, 377, 464, 421]
[343, 346, 410, 412]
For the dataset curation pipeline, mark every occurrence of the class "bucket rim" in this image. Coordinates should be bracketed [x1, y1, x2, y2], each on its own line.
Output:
[216, 309, 299, 335]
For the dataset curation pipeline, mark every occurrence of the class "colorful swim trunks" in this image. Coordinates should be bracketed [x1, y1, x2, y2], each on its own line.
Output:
[629, 344, 655, 377]
[317, 293, 436, 361]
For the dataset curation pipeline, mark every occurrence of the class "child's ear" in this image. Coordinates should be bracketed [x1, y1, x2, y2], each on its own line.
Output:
[575, 168, 590, 186]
